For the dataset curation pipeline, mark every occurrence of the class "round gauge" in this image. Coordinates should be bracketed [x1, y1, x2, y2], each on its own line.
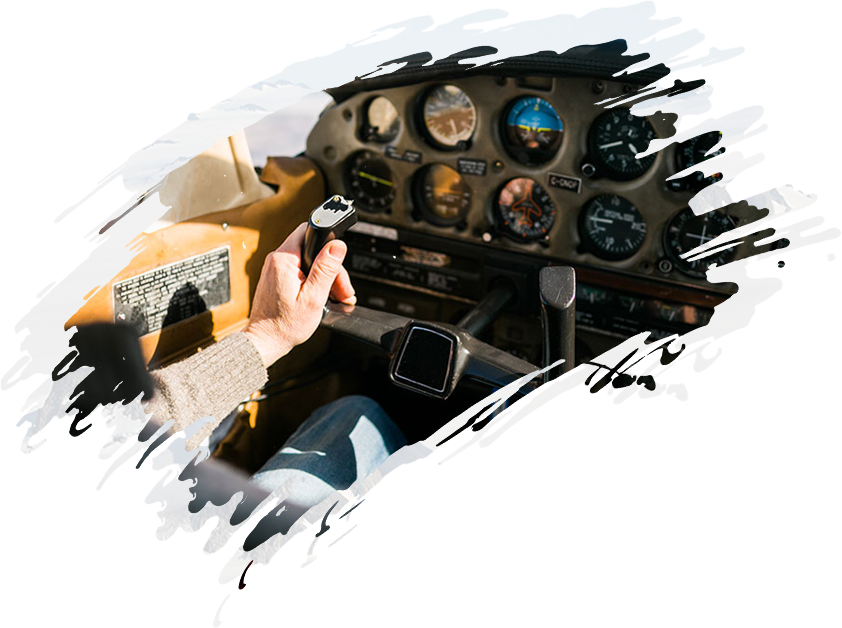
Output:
[503, 96, 564, 165]
[421, 85, 477, 149]
[587, 108, 658, 180]
[344, 150, 396, 212]
[495, 177, 556, 241]
[414, 164, 472, 226]
[362, 96, 400, 143]
[675, 130, 724, 189]
[663, 207, 738, 277]
[578, 194, 647, 261]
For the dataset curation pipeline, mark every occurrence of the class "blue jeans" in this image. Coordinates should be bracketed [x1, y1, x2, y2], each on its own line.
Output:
[251, 395, 406, 517]
[191, 396, 432, 544]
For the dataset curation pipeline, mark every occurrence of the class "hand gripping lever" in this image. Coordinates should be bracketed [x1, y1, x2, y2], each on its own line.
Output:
[301, 195, 357, 276]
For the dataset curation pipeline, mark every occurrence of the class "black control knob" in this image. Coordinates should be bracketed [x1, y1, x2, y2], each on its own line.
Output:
[301, 195, 357, 276]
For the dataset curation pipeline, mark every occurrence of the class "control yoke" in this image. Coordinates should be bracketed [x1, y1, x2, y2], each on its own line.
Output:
[301, 196, 577, 398]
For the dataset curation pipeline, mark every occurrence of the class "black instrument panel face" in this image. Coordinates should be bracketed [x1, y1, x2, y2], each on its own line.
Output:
[344, 150, 396, 212]
[305, 75, 750, 295]
[586, 109, 657, 181]
[578, 194, 647, 261]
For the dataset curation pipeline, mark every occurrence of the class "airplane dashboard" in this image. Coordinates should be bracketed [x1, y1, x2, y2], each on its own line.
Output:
[304, 72, 758, 363]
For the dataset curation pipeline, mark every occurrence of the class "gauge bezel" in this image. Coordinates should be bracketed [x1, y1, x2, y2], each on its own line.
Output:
[359, 95, 401, 144]
[578, 194, 648, 262]
[304, 74, 749, 298]
[673, 130, 724, 191]
[586, 108, 658, 181]
[662, 207, 738, 278]
[412, 163, 473, 227]
[417, 84, 478, 151]
[501, 94, 565, 167]
[343, 149, 397, 213]
[494, 176, 557, 242]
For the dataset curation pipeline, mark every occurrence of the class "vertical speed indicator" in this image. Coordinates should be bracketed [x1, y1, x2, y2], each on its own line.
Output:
[578, 194, 647, 261]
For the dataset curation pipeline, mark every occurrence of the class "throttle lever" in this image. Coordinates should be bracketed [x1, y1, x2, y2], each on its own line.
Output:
[539, 266, 576, 383]
[301, 195, 357, 276]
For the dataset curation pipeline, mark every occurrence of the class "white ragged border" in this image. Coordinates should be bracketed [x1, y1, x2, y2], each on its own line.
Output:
[369, 462, 447, 560]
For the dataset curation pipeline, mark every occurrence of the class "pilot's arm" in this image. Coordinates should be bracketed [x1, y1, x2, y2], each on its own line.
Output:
[143, 223, 356, 450]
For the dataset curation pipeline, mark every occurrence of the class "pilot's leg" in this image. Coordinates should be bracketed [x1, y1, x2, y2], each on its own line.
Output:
[250, 395, 405, 525]
[192, 396, 432, 555]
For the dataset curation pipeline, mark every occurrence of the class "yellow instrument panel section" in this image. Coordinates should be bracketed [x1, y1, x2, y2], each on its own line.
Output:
[67, 156, 325, 367]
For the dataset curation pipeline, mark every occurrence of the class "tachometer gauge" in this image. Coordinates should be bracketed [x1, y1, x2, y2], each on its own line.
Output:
[663, 207, 738, 278]
[675, 131, 724, 189]
[361, 96, 400, 144]
[414, 164, 472, 226]
[578, 194, 647, 261]
[421, 85, 477, 150]
[503, 96, 564, 165]
[344, 150, 396, 212]
[495, 177, 556, 241]
[587, 108, 657, 180]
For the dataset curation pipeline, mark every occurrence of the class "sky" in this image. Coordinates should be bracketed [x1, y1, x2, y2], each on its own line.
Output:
[267, 0, 842, 89]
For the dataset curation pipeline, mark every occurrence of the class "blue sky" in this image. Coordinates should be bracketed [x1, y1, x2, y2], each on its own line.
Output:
[267, 0, 842, 89]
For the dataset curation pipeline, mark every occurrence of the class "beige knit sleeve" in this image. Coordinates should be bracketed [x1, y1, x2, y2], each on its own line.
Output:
[144, 332, 268, 451]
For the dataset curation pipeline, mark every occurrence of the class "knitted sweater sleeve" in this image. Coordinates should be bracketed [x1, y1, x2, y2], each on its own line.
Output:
[144, 332, 268, 451]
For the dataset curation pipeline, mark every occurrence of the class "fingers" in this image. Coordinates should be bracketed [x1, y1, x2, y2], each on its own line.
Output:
[273, 224, 354, 304]
[300, 239, 347, 306]
[329, 264, 356, 305]
[275, 222, 308, 256]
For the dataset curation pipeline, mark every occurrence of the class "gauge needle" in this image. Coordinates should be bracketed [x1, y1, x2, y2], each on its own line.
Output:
[599, 141, 623, 149]
[449, 119, 458, 134]
[687, 233, 713, 243]
[358, 171, 393, 187]
[686, 224, 712, 245]
[589, 217, 614, 224]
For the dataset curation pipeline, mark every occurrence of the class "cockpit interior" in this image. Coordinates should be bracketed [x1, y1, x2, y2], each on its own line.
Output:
[68, 45, 776, 473]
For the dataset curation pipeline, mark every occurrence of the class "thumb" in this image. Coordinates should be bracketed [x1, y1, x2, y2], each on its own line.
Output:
[301, 240, 347, 305]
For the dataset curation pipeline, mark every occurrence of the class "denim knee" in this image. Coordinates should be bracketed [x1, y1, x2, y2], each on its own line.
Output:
[290, 395, 403, 451]
[320, 395, 388, 424]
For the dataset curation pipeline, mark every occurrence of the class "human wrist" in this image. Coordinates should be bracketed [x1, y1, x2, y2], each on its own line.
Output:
[241, 325, 291, 369]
